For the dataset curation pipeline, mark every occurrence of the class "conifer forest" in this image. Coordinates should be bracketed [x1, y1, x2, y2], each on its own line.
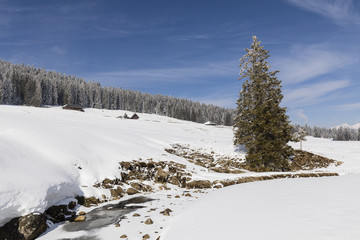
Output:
[0, 59, 234, 126]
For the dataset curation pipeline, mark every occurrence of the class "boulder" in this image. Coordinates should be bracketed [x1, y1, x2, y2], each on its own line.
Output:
[144, 218, 153, 225]
[68, 201, 77, 210]
[130, 182, 142, 191]
[0, 217, 23, 240]
[186, 180, 212, 189]
[169, 176, 180, 186]
[45, 205, 74, 223]
[126, 187, 139, 195]
[155, 168, 169, 183]
[110, 186, 124, 198]
[73, 215, 86, 222]
[160, 208, 172, 216]
[18, 212, 48, 240]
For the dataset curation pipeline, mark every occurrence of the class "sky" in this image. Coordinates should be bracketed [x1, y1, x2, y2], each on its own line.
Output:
[0, 0, 359, 127]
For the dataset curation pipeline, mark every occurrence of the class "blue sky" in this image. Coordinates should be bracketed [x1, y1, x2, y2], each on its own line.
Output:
[0, 0, 359, 127]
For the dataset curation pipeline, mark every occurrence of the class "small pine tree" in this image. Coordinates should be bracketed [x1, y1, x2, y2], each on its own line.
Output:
[293, 128, 307, 150]
[234, 36, 293, 172]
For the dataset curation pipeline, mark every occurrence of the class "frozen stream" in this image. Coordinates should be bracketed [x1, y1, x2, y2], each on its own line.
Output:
[47, 196, 153, 240]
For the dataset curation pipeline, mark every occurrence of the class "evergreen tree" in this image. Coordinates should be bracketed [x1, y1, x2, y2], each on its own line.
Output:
[292, 128, 307, 150]
[234, 36, 293, 171]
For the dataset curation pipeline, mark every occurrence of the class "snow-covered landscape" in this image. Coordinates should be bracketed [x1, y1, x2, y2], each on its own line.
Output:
[2, 0, 360, 239]
[1, 105, 359, 239]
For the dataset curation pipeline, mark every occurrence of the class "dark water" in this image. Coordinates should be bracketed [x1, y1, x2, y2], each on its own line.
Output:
[57, 196, 153, 239]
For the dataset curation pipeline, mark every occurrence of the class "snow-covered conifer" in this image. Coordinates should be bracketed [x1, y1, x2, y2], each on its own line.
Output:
[234, 36, 293, 171]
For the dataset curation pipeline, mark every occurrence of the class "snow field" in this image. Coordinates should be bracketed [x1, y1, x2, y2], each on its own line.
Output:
[162, 173, 360, 240]
[1, 105, 360, 240]
[0, 105, 237, 226]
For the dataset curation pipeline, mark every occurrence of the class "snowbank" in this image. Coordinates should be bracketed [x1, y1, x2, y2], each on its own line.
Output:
[163, 173, 360, 240]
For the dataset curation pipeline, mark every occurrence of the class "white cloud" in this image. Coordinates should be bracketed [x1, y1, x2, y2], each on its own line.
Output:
[295, 109, 309, 123]
[275, 44, 355, 84]
[50, 46, 67, 55]
[283, 79, 351, 106]
[287, 0, 360, 25]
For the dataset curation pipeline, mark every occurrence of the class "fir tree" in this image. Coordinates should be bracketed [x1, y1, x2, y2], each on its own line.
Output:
[234, 36, 293, 172]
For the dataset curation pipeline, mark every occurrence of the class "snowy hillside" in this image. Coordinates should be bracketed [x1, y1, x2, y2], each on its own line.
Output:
[0, 105, 239, 227]
[1, 105, 359, 239]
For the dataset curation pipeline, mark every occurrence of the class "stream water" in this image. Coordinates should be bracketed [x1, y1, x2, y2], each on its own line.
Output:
[57, 196, 153, 240]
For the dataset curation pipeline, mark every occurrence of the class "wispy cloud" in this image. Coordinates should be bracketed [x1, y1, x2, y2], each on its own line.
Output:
[283, 80, 351, 106]
[191, 95, 236, 108]
[168, 34, 210, 41]
[275, 44, 355, 84]
[294, 109, 309, 123]
[189, 82, 239, 108]
[287, 0, 360, 25]
[83, 61, 238, 87]
[50, 46, 67, 55]
[334, 102, 360, 110]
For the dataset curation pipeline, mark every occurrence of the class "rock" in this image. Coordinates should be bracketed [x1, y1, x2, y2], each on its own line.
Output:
[73, 215, 86, 222]
[130, 182, 151, 192]
[144, 218, 153, 225]
[45, 205, 74, 223]
[133, 213, 141, 217]
[156, 236, 161, 240]
[75, 195, 85, 205]
[175, 195, 180, 198]
[184, 193, 192, 197]
[0, 217, 22, 240]
[78, 211, 86, 215]
[77, 196, 101, 207]
[120, 161, 132, 170]
[101, 178, 115, 189]
[143, 234, 150, 239]
[120, 234, 128, 238]
[18, 212, 48, 240]
[111, 186, 124, 198]
[186, 180, 212, 189]
[115, 223, 120, 227]
[0, 213, 47, 240]
[155, 168, 169, 183]
[160, 208, 172, 216]
[68, 201, 77, 210]
[126, 188, 139, 195]
[169, 175, 180, 186]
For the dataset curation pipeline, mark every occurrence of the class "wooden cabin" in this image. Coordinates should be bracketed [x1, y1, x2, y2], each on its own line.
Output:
[130, 113, 139, 119]
[62, 104, 85, 112]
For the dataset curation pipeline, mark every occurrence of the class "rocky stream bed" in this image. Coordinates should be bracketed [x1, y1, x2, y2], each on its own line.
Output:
[0, 145, 342, 240]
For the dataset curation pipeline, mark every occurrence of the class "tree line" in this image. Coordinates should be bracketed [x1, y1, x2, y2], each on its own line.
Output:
[292, 124, 360, 141]
[0, 59, 234, 126]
